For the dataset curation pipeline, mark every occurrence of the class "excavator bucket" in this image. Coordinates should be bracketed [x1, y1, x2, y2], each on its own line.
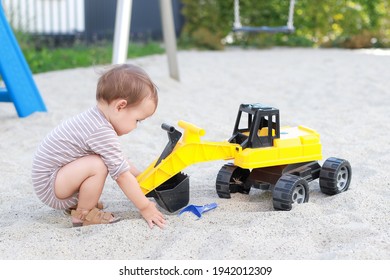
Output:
[138, 121, 239, 212]
[146, 172, 190, 212]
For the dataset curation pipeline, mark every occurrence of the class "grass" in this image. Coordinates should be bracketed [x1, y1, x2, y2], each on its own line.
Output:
[17, 37, 165, 74]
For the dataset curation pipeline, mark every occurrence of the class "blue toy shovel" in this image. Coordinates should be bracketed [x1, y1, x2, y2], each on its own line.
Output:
[178, 203, 217, 218]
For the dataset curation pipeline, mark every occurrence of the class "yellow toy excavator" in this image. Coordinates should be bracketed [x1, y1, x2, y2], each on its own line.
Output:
[137, 103, 352, 212]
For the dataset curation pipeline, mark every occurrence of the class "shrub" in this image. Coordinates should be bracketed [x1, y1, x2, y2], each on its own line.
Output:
[179, 0, 390, 49]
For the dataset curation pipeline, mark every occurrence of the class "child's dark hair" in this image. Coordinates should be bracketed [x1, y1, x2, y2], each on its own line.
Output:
[96, 64, 158, 107]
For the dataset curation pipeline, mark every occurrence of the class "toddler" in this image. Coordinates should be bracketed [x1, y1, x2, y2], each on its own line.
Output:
[32, 64, 166, 229]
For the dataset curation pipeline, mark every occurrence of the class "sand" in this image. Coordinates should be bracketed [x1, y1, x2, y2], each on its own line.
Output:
[0, 48, 389, 260]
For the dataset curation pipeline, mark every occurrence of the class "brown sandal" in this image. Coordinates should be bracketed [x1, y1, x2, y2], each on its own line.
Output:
[71, 207, 121, 227]
[64, 201, 104, 216]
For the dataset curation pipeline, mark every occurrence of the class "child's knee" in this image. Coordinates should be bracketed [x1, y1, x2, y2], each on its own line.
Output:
[90, 155, 108, 174]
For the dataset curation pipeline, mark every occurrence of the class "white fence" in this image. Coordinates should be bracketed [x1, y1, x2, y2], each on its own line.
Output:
[1, 0, 85, 34]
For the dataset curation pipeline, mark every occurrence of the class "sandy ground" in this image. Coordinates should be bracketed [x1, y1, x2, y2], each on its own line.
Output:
[0, 48, 389, 260]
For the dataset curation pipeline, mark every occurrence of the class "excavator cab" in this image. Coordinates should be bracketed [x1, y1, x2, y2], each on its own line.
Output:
[229, 103, 280, 148]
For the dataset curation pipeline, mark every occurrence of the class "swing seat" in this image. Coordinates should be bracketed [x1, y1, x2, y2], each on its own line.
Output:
[233, 0, 296, 35]
[233, 25, 295, 34]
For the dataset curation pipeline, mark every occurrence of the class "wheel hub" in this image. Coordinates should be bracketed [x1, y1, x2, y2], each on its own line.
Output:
[292, 185, 306, 204]
[336, 166, 349, 191]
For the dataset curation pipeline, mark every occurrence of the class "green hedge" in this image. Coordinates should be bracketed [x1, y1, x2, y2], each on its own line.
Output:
[179, 0, 390, 49]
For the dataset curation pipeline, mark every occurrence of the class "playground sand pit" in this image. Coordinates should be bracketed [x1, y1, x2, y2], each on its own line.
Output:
[0, 48, 389, 260]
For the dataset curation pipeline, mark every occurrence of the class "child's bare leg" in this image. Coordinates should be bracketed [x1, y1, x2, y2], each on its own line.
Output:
[54, 155, 111, 223]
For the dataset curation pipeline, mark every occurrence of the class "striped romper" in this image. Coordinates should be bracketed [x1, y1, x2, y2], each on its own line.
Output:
[32, 106, 130, 210]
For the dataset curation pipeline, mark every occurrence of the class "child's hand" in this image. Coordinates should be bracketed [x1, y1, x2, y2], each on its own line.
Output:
[140, 201, 166, 229]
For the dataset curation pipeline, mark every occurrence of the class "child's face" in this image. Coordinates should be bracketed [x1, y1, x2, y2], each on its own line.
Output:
[111, 96, 156, 136]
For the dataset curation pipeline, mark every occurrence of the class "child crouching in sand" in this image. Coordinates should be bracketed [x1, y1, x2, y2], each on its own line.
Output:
[32, 64, 166, 229]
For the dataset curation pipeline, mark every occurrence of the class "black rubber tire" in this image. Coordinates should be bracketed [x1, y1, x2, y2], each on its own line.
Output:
[216, 164, 250, 198]
[319, 157, 352, 195]
[272, 174, 309, 211]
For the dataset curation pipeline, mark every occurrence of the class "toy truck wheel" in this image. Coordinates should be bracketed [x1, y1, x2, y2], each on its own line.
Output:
[319, 157, 352, 195]
[272, 174, 309, 211]
[216, 164, 250, 198]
